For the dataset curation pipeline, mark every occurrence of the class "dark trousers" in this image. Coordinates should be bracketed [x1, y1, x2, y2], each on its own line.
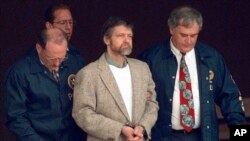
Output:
[152, 128, 201, 141]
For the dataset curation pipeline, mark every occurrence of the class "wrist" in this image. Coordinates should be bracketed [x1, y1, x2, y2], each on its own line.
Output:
[136, 124, 146, 136]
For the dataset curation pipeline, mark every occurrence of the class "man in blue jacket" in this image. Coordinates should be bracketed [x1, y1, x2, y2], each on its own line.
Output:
[139, 6, 246, 141]
[5, 28, 86, 141]
[5, 3, 87, 141]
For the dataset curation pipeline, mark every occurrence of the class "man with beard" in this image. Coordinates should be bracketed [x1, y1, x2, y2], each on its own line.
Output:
[72, 17, 159, 141]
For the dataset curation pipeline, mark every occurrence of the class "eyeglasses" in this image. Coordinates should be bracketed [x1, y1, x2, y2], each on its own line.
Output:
[53, 20, 75, 26]
[44, 53, 68, 63]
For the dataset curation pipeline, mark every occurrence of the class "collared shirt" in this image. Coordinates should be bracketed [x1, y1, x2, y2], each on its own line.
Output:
[170, 39, 200, 130]
[104, 53, 128, 68]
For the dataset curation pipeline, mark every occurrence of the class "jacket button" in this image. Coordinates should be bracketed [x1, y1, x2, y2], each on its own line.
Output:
[207, 125, 210, 129]
[172, 76, 175, 79]
[169, 99, 172, 102]
[207, 100, 209, 103]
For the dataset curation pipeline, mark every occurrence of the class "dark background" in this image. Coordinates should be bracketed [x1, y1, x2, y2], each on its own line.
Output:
[1, 0, 249, 140]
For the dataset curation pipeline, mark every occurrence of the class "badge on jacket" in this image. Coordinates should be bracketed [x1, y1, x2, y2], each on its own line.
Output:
[68, 74, 76, 89]
[67, 74, 76, 101]
[209, 70, 214, 91]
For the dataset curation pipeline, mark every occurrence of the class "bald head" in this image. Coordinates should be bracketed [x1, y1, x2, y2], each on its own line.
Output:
[36, 28, 68, 71]
[37, 28, 68, 49]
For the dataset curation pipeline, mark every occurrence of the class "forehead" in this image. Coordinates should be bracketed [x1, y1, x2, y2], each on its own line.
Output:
[45, 40, 67, 54]
[53, 9, 72, 20]
[111, 25, 133, 34]
[175, 22, 200, 35]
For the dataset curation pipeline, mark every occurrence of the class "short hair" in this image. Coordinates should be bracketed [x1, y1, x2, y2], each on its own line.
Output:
[37, 28, 68, 49]
[44, 3, 71, 23]
[168, 6, 203, 30]
[101, 16, 133, 38]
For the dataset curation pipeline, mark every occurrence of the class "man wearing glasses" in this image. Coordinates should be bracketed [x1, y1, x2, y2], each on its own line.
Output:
[5, 27, 87, 140]
[44, 3, 86, 72]
[45, 3, 75, 41]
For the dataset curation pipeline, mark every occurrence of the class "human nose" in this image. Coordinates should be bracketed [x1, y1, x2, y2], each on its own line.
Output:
[64, 22, 72, 29]
[54, 59, 62, 66]
[185, 36, 192, 44]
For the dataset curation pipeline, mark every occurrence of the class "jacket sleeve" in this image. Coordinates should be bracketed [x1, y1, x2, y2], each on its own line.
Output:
[5, 69, 43, 141]
[137, 64, 159, 139]
[214, 53, 246, 125]
[72, 68, 124, 141]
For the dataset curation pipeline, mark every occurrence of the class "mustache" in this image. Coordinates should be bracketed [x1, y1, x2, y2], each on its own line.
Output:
[121, 42, 132, 47]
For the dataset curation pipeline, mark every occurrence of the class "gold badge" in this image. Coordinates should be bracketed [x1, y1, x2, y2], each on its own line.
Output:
[68, 74, 76, 89]
[209, 70, 214, 81]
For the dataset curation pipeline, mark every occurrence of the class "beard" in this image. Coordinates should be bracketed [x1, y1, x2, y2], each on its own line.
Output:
[121, 46, 132, 55]
[108, 41, 133, 56]
[120, 43, 132, 56]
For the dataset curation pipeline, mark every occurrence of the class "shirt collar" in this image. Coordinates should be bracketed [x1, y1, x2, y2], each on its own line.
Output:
[104, 53, 128, 68]
[170, 38, 195, 59]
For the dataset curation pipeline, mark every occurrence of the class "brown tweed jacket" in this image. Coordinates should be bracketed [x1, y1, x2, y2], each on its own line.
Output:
[72, 53, 159, 141]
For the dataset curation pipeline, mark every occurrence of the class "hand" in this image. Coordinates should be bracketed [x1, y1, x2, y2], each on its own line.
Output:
[133, 126, 144, 141]
[122, 126, 143, 141]
[146, 91, 152, 100]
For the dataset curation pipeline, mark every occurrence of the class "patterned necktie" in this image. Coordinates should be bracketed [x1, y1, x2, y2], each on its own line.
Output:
[52, 70, 60, 82]
[179, 53, 195, 132]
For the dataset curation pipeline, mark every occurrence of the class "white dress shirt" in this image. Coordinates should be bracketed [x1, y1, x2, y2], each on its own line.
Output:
[170, 40, 200, 130]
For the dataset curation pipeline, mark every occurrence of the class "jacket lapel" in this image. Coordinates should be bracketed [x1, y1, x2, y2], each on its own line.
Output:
[127, 59, 142, 123]
[98, 54, 130, 121]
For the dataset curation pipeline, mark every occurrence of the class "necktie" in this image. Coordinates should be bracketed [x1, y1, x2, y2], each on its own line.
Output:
[52, 70, 60, 82]
[179, 53, 195, 132]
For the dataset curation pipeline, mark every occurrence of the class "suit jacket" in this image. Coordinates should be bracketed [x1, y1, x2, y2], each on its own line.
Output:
[72, 53, 159, 141]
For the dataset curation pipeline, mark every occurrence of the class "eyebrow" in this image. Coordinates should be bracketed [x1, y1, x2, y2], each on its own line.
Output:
[180, 33, 198, 37]
[44, 53, 67, 59]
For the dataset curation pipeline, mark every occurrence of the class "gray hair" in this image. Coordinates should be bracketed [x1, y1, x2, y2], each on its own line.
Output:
[168, 6, 203, 30]
[37, 28, 68, 49]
